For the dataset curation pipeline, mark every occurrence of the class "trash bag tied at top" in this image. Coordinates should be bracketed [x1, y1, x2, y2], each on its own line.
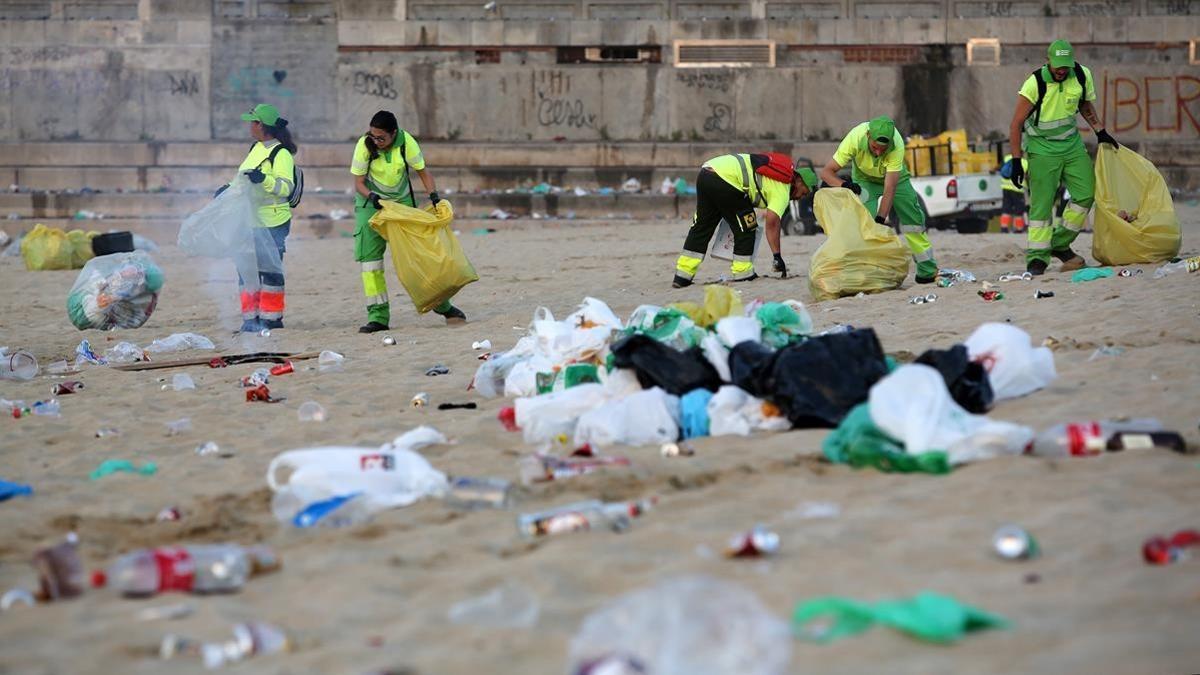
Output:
[808, 188, 909, 301]
[1092, 145, 1181, 266]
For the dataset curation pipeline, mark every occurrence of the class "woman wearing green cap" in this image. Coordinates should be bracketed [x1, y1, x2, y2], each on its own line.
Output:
[820, 116, 939, 284]
[233, 103, 297, 332]
[1007, 39, 1117, 276]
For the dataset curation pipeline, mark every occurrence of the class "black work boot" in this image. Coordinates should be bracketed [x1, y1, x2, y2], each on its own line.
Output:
[1026, 259, 1048, 276]
[358, 321, 388, 334]
[437, 305, 467, 324]
[1052, 248, 1086, 271]
[671, 275, 693, 289]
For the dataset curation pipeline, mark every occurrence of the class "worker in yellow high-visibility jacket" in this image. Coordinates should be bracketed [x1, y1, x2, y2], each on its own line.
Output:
[1007, 39, 1119, 275]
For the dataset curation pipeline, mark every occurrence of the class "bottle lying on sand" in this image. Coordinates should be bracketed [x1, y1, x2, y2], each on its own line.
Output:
[517, 498, 656, 538]
[1152, 256, 1200, 279]
[92, 545, 279, 597]
[1025, 419, 1176, 457]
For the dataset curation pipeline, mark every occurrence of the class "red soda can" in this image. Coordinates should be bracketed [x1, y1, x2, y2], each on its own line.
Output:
[1143, 529, 1200, 565]
[246, 385, 273, 402]
[51, 381, 84, 396]
[725, 525, 781, 558]
[978, 290, 1005, 302]
[270, 362, 294, 376]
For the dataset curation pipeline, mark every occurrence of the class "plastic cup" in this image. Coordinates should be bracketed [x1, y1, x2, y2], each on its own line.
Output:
[297, 401, 327, 422]
[0, 350, 38, 381]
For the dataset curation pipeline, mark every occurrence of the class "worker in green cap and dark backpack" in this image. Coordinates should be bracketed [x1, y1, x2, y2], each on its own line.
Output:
[820, 116, 939, 283]
[350, 110, 465, 333]
[1008, 39, 1118, 275]
[672, 152, 818, 288]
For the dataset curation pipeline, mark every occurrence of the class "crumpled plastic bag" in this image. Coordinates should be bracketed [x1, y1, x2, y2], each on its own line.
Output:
[530, 299, 621, 364]
[610, 334, 723, 395]
[66, 251, 164, 330]
[680, 388, 714, 439]
[793, 591, 1009, 644]
[1092, 145, 1181, 265]
[265, 426, 449, 523]
[963, 323, 1056, 401]
[730, 327, 889, 428]
[914, 344, 993, 413]
[669, 285, 744, 328]
[756, 301, 812, 348]
[707, 385, 792, 437]
[21, 224, 97, 270]
[568, 575, 792, 675]
[808, 188, 910, 301]
[823, 403, 950, 474]
[573, 387, 681, 448]
[514, 383, 609, 445]
[868, 364, 1033, 464]
[623, 305, 707, 350]
[368, 199, 479, 313]
[146, 332, 215, 353]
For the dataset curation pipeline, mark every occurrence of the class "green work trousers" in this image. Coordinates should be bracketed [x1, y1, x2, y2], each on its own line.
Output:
[354, 192, 451, 325]
[855, 169, 939, 280]
[1026, 144, 1094, 265]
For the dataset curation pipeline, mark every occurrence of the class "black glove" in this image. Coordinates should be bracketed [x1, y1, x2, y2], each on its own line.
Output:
[213, 184, 229, 199]
[874, 214, 887, 225]
[772, 253, 787, 279]
[1096, 128, 1119, 149]
[429, 191, 441, 206]
[368, 192, 383, 210]
[244, 168, 266, 184]
[1010, 157, 1025, 189]
[842, 181, 862, 195]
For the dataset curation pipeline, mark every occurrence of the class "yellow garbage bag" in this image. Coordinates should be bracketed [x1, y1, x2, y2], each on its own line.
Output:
[1092, 145, 1181, 266]
[808, 188, 910, 302]
[668, 285, 743, 328]
[369, 200, 479, 313]
[20, 224, 96, 271]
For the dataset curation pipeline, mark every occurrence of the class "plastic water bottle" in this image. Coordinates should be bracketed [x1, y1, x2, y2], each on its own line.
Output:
[443, 476, 513, 510]
[93, 545, 279, 596]
[1152, 256, 1200, 279]
[517, 498, 655, 538]
[1026, 418, 1164, 457]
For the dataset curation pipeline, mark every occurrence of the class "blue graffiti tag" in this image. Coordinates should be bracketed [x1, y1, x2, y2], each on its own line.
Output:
[227, 67, 294, 98]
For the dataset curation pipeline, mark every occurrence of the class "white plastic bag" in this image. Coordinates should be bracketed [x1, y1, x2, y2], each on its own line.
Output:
[503, 353, 555, 399]
[715, 316, 762, 347]
[515, 384, 609, 445]
[707, 385, 791, 437]
[573, 387, 681, 448]
[701, 333, 732, 383]
[963, 323, 1056, 400]
[265, 426, 449, 523]
[472, 337, 537, 398]
[146, 332, 215, 353]
[869, 364, 1033, 464]
[567, 575, 792, 675]
[602, 368, 645, 398]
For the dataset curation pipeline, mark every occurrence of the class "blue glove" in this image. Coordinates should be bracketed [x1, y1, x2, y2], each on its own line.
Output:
[244, 168, 266, 184]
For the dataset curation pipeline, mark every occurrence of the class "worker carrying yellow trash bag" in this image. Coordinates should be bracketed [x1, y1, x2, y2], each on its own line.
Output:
[368, 199, 479, 313]
[1091, 145, 1181, 266]
[809, 187, 910, 301]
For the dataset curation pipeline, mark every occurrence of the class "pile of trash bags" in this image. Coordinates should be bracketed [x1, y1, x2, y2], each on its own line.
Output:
[369, 200, 479, 313]
[66, 251, 164, 330]
[808, 188, 909, 301]
[21, 224, 97, 271]
[474, 290, 1057, 466]
[1091, 145, 1181, 265]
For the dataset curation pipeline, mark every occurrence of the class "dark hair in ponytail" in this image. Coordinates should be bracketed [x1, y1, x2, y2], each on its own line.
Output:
[366, 110, 399, 160]
[263, 118, 297, 155]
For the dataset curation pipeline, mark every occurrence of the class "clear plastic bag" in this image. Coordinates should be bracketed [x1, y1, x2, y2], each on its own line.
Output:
[1092, 145, 1181, 265]
[707, 385, 791, 437]
[869, 364, 1033, 464]
[567, 575, 792, 675]
[146, 332, 215, 353]
[177, 176, 282, 300]
[573, 387, 681, 448]
[808, 188, 909, 301]
[66, 251, 164, 331]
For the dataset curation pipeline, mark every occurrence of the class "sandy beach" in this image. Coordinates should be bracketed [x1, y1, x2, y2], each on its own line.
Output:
[0, 208, 1198, 674]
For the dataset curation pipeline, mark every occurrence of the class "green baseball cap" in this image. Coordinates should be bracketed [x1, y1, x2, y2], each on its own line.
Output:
[867, 115, 896, 145]
[241, 103, 281, 126]
[795, 167, 818, 189]
[1048, 40, 1074, 68]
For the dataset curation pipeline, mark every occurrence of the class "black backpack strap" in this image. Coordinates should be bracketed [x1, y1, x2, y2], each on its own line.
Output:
[1073, 62, 1087, 92]
[1031, 68, 1046, 126]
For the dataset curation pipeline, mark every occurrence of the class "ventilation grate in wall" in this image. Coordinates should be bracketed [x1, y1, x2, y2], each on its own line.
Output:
[673, 40, 775, 68]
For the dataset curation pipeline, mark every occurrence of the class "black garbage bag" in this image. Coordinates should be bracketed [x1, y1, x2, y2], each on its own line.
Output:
[914, 344, 994, 414]
[610, 334, 723, 395]
[729, 327, 889, 428]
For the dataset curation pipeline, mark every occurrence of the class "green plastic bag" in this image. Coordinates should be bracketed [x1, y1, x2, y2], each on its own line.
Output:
[535, 363, 601, 394]
[1070, 267, 1114, 283]
[623, 306, 707, 350]
[756, 301, 813, 348]
[793, 591, 1010, 644]
[822, 404, 951, 474]
[89, 459, 157, 480]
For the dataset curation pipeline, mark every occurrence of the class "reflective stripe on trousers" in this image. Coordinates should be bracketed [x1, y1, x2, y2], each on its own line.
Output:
[1062, 201, 1089, 231]
[1027, 219, 1052, 249]
[259, 285, 285, 320]
[675, 252, 703, 280]
[361, 260, 388, 306]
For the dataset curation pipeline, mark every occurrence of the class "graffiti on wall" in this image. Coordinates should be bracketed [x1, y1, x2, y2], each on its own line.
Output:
[1097, 72, 1200, 135]
[352, 71, 398, 99]
[703, 102, 735, 134]
[227, 67, 294, 98]
[676, 71, 733, 93]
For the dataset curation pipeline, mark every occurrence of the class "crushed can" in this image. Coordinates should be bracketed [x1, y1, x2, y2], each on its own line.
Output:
[269, 362, 293, 376]
[51, 381, 84, 396]
[410, 392, 429, 408]
[725, 525, 780, 558]
[992, 525, 1039, 560]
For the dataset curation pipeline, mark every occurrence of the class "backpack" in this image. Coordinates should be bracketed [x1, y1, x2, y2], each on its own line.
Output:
[749, 152, 796, 184]
[1000, 158, 1014, 179]
[266, 145, 304, 208]
[1029, 63, 1087, 126]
